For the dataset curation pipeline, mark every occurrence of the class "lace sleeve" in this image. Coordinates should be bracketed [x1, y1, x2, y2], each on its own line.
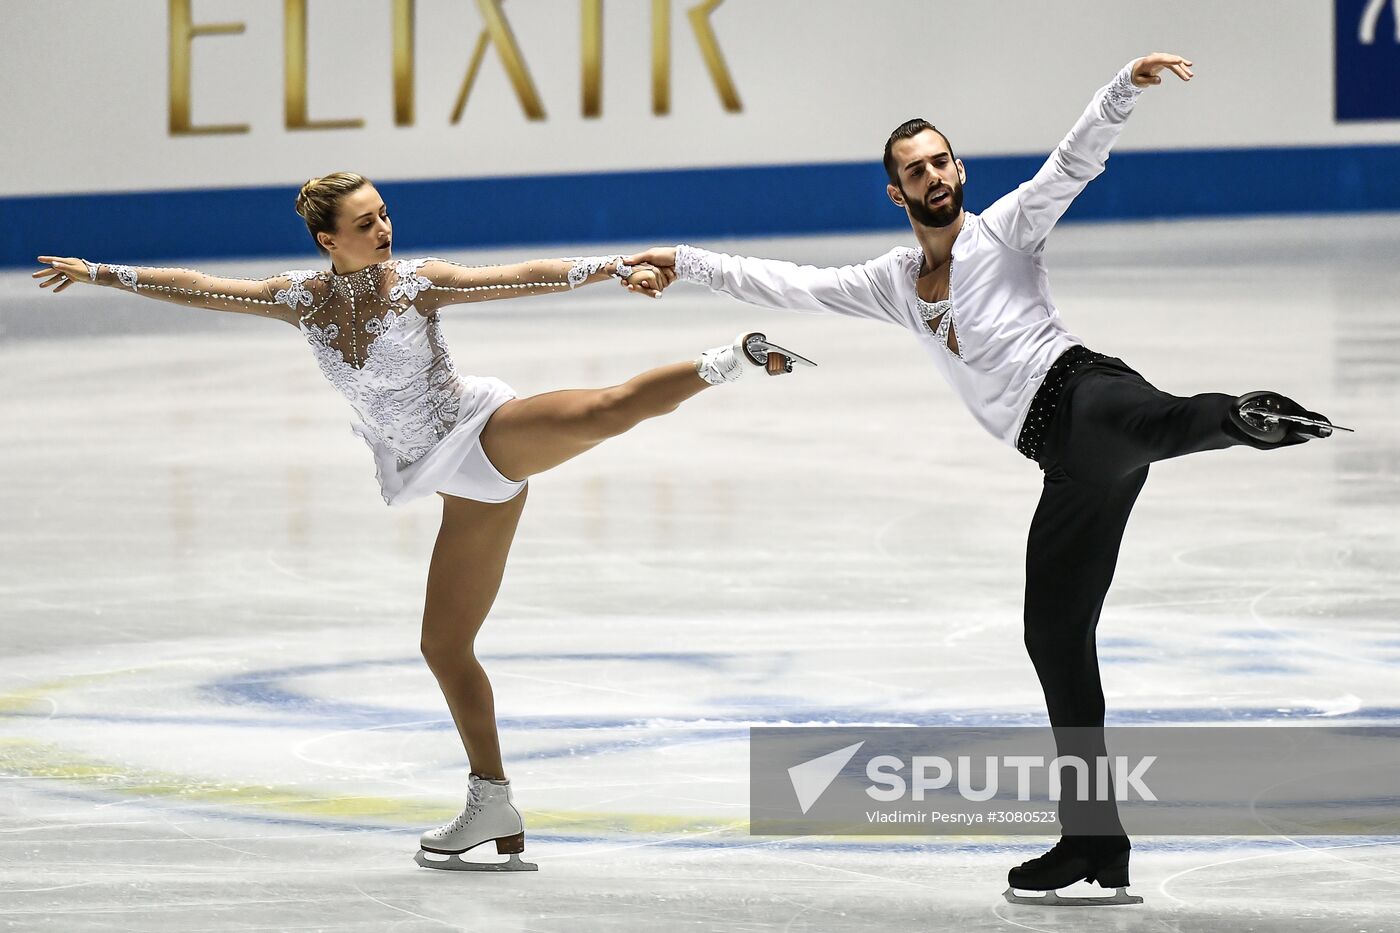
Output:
[675, 245, 718, 287]
[88, 262, 320, 324]
[561, 254, 627, 288]
[408, 255, 629, 310]
[1102, 60, 1147, 116]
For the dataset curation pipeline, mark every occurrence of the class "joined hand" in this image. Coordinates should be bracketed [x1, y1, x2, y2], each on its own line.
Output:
[622, 248, 678, 298]
[619, 258, 675, 298]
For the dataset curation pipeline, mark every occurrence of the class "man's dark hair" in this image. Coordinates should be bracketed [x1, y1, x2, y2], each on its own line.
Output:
[883, 119, 956, 186]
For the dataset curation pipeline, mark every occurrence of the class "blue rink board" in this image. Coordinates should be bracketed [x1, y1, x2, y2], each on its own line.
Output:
[5, 143, 1400, 268]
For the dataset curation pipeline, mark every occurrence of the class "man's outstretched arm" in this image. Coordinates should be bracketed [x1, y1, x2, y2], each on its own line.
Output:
[624, 245, 908, 327]
[981, 53, 1194, 253]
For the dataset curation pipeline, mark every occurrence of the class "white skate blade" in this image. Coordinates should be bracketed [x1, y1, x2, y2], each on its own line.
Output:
[415, 850, 538, 872]
[1002, 885, 1142, 907]
[741, 333, 817, 371]
[756, 339, 817, 369]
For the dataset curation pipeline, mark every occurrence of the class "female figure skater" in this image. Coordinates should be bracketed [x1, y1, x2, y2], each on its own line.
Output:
[32, 172, 814, 872]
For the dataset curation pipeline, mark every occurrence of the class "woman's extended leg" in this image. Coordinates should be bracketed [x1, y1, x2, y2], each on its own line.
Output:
[419, 487, 528, 780]
[481, 332, 814, 481]
[480, 361, 711, 481]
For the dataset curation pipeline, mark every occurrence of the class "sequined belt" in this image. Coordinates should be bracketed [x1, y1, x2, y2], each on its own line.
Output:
[1015, 344, 1111, 463]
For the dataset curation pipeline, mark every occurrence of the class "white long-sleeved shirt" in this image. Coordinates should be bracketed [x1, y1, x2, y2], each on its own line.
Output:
[675, 62, 1147, 449]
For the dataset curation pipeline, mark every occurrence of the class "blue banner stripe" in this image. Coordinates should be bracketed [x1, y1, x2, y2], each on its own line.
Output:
[1336, 0, 1400, 121]
[7, 142, 1400, 268]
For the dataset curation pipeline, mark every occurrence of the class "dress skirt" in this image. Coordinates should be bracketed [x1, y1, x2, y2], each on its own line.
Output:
[351, 375, 524, 506]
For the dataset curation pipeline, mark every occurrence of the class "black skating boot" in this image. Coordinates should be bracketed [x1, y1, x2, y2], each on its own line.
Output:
[1225, 390, 1351, 449]
[1004, 835, 1142, 906]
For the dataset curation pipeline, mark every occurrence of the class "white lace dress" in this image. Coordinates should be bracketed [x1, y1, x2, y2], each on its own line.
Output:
[93, 252, 632, 506]
[282, 258, 517, 506]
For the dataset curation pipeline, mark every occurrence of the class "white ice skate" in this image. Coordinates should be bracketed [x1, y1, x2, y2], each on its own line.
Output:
[695, 332, 817, 385]
[414, 774, 538, 872]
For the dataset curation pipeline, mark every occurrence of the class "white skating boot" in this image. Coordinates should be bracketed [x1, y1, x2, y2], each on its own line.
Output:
[414, 773, 537, 871]
[696, 332, 817, 385]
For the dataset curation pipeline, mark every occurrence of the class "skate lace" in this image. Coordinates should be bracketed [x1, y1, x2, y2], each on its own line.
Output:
[712, 347, 742, 379]
[696, 345, 741, 385]
[439, 784, 485, 835]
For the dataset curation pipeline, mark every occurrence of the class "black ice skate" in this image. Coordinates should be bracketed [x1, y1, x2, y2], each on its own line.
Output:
[1226, 390, 1353, 446]
[1003, 837, 1142, 907]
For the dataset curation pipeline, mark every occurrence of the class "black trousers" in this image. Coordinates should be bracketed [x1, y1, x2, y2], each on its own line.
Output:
[1024, 357, 1242, 839]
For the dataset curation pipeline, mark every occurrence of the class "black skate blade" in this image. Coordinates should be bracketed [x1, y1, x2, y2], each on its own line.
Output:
[415, 850, 538, 872]
[1272, 413, 1354, 433]
[1241, 409, 1354, 434]
[1003, 885, 1143, 907]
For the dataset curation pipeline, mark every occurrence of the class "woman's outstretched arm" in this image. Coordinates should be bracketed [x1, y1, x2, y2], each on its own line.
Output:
[33, 256, 309, 326]
[413, 255, 670, 309]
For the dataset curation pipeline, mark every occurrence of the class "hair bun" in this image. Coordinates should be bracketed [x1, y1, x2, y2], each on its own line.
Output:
[292, 171, 369, 256]
[294, 177, 322, 219]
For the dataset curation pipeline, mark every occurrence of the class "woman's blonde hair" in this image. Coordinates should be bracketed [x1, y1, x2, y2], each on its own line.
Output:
[294, 172, 370, 255]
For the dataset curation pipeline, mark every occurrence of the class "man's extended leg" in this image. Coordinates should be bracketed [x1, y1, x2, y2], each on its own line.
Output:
[1050, 362, 1333, 485]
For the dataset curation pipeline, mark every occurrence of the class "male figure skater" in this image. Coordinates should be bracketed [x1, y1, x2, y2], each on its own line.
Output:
[629, 52, 1347, 905]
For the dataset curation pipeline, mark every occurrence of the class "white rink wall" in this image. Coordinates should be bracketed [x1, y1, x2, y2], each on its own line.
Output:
[4, 0, 1400, 194]
[3, 0, 1398, 265]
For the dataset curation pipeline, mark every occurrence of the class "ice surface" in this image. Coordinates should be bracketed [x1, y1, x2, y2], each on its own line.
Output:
[3, 215, 1398, 931]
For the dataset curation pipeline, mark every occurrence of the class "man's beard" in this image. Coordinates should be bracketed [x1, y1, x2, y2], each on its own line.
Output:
[904, 179, 964, 228]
